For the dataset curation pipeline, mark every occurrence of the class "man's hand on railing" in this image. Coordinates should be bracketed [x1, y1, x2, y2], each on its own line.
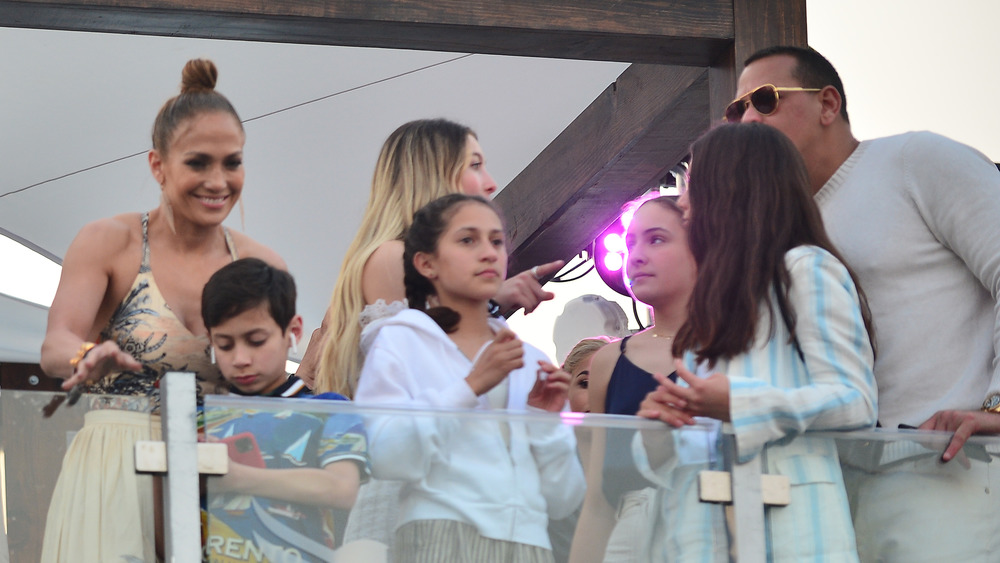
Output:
[918, 409, 1000, 463]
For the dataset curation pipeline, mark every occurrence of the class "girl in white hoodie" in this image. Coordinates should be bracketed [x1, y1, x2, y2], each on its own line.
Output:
[355, 194, 585, 563]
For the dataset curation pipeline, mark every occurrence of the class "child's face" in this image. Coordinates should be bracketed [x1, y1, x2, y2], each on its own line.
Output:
[624, 203, 696, 307]
[418, 202, 507, 306]
[209, 304, 300, 395]
[568, 353, 595, 413]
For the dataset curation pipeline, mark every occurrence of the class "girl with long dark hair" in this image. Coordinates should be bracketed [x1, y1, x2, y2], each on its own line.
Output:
[639, 123, 877, 561]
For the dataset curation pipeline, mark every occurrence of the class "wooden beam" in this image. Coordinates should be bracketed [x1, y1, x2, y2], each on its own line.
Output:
[498, 0, 806, 271]
[495, 64, 710, 274]
[709, 0, 807, 122]
[709, 48, 737, 123]
[733, 0, 808, 74]
[0, 0, 733, 64]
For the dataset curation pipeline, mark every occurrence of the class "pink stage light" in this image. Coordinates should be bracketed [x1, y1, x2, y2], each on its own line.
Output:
[603, 252, 624, 272]
[603, 233, 625, 254]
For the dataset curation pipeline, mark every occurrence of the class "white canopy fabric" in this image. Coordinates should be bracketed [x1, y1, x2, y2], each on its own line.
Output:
[0, 26, 629, 363]
[7, 1, 1000, 366]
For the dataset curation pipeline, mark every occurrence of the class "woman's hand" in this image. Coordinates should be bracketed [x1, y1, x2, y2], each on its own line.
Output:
[466, 329, 524, 395]
[494, 260, 563, 315]
[61, 340, 142, 390]
[527, 361, 570, 412]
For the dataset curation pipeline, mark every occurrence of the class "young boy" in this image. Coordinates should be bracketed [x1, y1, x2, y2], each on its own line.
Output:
[200, 258, 369, 563]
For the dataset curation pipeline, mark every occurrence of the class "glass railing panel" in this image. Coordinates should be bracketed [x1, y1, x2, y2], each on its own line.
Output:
[0, 389, 153, 562]
[202, 395, 730, 563]
[15, 385, 1000, 563]
[836, 429, 999, 563]
[757, 429, 1000, 563]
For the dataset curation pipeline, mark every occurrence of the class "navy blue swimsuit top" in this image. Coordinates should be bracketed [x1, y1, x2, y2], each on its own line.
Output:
[601, 335, 677, 508]
[604, 336, 676, 415]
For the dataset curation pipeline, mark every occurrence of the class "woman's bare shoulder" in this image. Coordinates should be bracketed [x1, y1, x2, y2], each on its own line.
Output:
[69, 212, 142, 258]
[362, 240, 406, 304]
[590, 339, 623, 373]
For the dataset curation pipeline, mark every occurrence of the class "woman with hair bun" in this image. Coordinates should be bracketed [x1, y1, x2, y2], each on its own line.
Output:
[40, 58, 284, 562]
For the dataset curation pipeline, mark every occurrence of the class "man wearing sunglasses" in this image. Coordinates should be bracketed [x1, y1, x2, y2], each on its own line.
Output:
[729, 45, 1000, 561]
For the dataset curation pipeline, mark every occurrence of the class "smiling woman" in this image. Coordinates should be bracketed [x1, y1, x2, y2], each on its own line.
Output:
[38, 58, 285, 563]
[150, 111, 246, 230]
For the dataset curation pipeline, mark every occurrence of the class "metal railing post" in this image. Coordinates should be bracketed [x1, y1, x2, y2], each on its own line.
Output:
[160, 372, 201, 562]
[727, 434, 766, 563]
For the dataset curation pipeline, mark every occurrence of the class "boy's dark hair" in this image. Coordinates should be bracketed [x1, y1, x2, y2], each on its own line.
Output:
[744, 45, 850, 123]
[202, 258, 297, 332]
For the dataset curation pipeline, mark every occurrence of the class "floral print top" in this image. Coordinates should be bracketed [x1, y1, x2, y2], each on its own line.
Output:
[86, 212, 237, 407]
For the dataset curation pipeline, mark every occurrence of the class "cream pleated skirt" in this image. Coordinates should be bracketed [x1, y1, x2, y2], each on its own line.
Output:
[40, 409, 162, 563]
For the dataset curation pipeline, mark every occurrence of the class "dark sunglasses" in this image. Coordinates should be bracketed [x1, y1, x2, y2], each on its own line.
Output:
[723, 84, 822, 123]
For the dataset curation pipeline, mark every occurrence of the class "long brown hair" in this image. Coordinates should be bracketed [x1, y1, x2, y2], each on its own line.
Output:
[673, 123, 874, 365]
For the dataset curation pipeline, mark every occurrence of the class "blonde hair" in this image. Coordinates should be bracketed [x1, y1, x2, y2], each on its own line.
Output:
[562, 336, 613, 374]
[315, 119, 475, 395]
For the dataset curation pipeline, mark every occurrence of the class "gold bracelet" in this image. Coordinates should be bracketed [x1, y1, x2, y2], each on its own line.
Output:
[69, 342, 96, 372]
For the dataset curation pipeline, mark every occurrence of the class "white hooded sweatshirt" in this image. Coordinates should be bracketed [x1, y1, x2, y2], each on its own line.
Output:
[355, 309, 585, 549]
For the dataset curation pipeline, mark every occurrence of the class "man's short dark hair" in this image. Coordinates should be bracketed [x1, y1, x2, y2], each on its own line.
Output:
[745, 45, 849, 123]
[202, 258, 296, 332]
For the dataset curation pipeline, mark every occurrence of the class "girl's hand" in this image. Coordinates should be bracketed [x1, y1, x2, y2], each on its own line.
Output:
[466, 329, 524, 396]
[637, 360, 732, 425]
[637, 372, 698, 427]
[527, 361, 570, 412]
[61, 340, 142, 390]
[653, 359, 732, 422]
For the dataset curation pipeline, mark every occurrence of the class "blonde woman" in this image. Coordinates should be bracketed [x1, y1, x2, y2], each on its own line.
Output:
[300, 119, 561, 397]
[300, 119, 561, 558]
[563, 336, 613, 414]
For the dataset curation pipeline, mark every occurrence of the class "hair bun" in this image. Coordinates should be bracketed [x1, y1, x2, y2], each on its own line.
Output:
[180, 59, 218, 94]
